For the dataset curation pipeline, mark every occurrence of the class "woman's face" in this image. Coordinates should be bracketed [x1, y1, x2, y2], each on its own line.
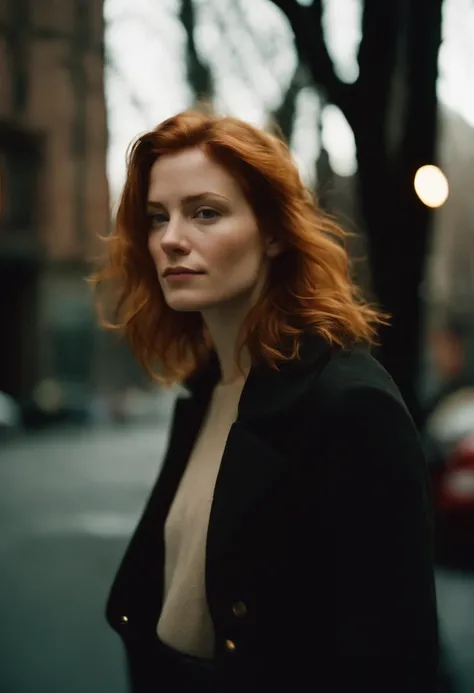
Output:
[147, 147, 278, 313]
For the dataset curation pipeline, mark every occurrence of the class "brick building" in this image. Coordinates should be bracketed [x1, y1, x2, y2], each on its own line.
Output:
[0, 0, 109, 410]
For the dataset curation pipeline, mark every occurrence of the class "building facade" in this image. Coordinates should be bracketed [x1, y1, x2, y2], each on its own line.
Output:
[0, 0, 109, 411]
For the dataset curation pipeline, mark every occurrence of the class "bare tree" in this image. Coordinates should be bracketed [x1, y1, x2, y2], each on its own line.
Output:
[270, 0, 443, 424]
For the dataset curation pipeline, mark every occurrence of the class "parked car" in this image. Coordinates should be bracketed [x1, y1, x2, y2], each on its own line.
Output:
[20, 379, 93, 429]
[0, 390, 22, 439]
[423, 387, 474, 566]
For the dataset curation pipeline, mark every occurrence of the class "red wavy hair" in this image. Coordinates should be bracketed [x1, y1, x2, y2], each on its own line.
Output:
[90, 110, 388, 386]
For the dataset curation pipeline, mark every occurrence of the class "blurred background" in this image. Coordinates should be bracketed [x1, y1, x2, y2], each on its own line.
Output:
[0, 0, 473, 691]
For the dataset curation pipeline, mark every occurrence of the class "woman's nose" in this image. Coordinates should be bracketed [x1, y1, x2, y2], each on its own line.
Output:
[159, 218, 190, 253]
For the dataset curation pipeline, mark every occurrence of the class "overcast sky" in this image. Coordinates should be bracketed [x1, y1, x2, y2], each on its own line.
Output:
[104, 0, 474, 203]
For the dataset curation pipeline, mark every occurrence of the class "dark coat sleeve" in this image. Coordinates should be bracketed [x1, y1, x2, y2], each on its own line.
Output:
[304, 382, 440, 693]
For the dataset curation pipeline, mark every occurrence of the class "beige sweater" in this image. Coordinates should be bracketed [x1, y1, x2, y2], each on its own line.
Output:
[156, 375, 246, 658]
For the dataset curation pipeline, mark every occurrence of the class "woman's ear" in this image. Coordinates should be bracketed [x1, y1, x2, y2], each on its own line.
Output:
[265, 236, 284, 258]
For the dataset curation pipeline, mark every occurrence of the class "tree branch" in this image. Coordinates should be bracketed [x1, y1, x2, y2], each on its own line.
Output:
[209, 3, 271, 108]
[269, 0, 353, 122]
[180, 0, 213, 100]
[234, 0, 292, 94]
[270, 62, 310, 142]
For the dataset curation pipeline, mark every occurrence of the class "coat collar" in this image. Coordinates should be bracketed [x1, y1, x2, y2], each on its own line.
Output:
[183, 330, 336, 424]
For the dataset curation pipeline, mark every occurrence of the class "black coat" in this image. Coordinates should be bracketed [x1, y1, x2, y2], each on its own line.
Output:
[106, 334, 440, 692]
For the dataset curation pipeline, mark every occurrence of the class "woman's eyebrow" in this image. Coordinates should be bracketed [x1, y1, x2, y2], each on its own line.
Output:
[146, 201, 164, 211]
[147, 192, 229, 209]
[182, 193, 229, 204]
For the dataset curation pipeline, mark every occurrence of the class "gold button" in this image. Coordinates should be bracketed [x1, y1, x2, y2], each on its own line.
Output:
[225, 639, 236, 652]
[232, 601, 248, 618]
[121, 615, 129, 623]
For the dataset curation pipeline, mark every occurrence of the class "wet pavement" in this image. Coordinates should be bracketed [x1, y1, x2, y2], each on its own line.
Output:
[0, 407, 473, 693]
[436, 568, 474, 692]
[0, 414, 173, 693]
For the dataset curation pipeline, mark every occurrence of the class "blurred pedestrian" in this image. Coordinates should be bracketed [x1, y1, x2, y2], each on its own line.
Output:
[91, 110, 440, 693]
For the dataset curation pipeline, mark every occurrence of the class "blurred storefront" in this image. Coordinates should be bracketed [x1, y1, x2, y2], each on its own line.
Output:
[0, 1, 111, 424]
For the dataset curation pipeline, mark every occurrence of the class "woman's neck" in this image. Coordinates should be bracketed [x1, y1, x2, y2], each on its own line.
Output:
[202, 306, 252, 385]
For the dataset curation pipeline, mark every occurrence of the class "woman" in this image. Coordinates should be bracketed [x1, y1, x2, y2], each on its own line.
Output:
[92, 111, 439, 692]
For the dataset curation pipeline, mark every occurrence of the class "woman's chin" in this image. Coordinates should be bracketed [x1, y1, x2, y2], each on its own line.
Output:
[165, 296, 214, 312]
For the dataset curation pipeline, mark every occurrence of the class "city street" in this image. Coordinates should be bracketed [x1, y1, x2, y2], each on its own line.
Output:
[0, 406, 473, 693]
[0, 398, 176, 693]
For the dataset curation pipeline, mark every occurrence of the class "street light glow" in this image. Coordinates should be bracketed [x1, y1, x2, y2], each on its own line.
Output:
[414, 165, 449, 208]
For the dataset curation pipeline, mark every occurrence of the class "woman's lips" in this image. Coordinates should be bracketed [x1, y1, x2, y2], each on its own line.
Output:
[164, 271, 205, 283]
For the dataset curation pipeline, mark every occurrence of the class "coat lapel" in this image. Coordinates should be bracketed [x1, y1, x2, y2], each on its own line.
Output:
[202, 331, 335, 562]
[206, 421, 288, 562]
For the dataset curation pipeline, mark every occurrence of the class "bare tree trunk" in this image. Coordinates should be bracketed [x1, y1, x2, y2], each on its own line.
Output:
[270, 0, 443, 424]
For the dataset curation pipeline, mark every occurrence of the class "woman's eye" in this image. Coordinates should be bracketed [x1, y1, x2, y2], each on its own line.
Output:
[195, 208, 220, 221]
[149, 213, 167, 227]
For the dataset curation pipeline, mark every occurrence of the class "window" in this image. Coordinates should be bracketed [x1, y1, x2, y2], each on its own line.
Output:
[0, 125, 40, 232]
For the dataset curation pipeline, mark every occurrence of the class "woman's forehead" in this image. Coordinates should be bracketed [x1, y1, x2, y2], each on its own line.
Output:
[148, 148, 242, 203]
